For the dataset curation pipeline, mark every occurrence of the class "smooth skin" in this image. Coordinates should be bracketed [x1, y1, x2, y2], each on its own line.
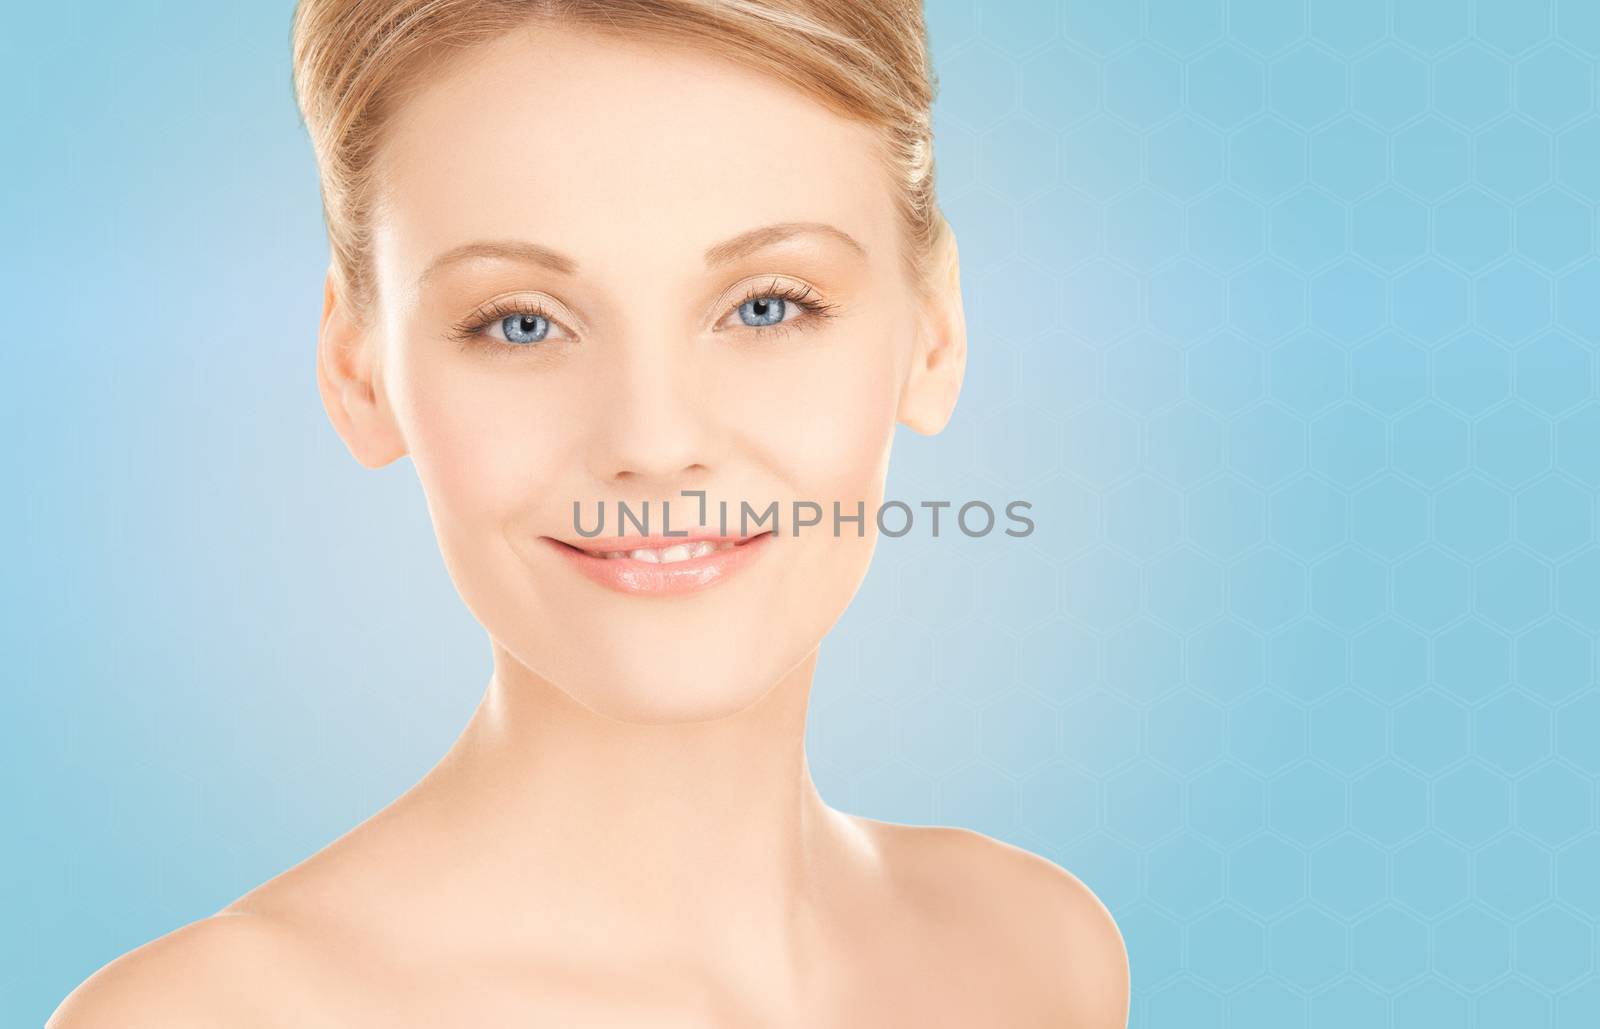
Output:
[51, 21, 1128, 1028]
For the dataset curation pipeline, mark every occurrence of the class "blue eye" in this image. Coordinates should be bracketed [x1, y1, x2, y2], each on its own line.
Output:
[500, 313, 550, 344]
[737, 296, 787, 328]
[453, 282, 836, 353]
[723, 280, 837, 337]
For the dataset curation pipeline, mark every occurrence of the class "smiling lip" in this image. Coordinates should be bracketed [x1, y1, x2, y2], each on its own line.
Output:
[544, 531, 774, 595]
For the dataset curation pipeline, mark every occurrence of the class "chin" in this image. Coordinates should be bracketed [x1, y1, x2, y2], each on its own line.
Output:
[460, 528, 871, 723]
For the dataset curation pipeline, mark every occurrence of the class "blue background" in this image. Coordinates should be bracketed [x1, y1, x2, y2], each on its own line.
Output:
[4, 1, 1600, 1025]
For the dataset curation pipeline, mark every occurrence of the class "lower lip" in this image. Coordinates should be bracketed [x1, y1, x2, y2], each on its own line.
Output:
[544, 533, 773, 595]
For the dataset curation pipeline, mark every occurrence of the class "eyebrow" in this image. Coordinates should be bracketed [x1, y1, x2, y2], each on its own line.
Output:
[417, 220, 866, 286]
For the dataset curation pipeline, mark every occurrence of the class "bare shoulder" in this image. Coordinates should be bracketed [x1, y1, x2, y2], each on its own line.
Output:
[46, 909, 332, 1029]
[47, 794, 458, 1028]
[861, 817, 1130, 1028]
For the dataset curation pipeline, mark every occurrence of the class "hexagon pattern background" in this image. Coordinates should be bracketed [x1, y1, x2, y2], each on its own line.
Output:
[814, 1, 1600, 1025]
[2, 0, 1600, 1025]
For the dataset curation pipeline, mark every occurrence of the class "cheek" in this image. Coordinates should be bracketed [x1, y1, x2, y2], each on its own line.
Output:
[725, 330, 905, 500]
[387, 346, 577, 527]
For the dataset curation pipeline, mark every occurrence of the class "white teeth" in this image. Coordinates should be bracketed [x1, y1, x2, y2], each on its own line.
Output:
[596, 540, 725, 563]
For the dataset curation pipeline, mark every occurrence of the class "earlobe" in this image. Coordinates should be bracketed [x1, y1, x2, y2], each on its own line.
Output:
[316, 270, 407, 468]
[897, 227, 967, 436]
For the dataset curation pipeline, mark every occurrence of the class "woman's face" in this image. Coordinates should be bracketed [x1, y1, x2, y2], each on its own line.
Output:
[348, 22, 954, 722]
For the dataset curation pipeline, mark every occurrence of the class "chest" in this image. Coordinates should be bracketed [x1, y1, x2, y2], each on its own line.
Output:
[262, 936, 1043, 1029]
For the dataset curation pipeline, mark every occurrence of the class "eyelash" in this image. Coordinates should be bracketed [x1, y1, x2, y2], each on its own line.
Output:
[447, 278, 839, 352]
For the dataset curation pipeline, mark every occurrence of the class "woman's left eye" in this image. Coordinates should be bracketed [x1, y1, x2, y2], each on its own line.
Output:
[735, 295, 791, 328]
[722, 283, 833, 335]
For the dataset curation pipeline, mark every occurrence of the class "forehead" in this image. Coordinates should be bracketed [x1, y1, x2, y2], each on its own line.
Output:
[372, 22, 895, 284]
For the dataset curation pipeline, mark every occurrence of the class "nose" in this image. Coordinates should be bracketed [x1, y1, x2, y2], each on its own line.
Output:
[584, 334, 717, 486]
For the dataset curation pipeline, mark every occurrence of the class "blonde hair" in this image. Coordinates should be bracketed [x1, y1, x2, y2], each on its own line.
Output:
[290, 0, 948, 319]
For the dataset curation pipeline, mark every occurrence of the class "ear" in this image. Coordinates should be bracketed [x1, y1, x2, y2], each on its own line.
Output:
[316, 269, 407, 468]
[897, 226, 967, 436]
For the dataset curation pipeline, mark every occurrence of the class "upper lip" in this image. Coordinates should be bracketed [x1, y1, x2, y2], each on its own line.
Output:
[552, 530, 770, 554]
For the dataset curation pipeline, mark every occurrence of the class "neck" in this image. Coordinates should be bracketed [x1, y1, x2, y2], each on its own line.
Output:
[403, 644, 861, 993]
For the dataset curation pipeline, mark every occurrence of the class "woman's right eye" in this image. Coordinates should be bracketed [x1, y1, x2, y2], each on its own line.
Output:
[456, 302, 574, 349]
[492, 313, 554, 345]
